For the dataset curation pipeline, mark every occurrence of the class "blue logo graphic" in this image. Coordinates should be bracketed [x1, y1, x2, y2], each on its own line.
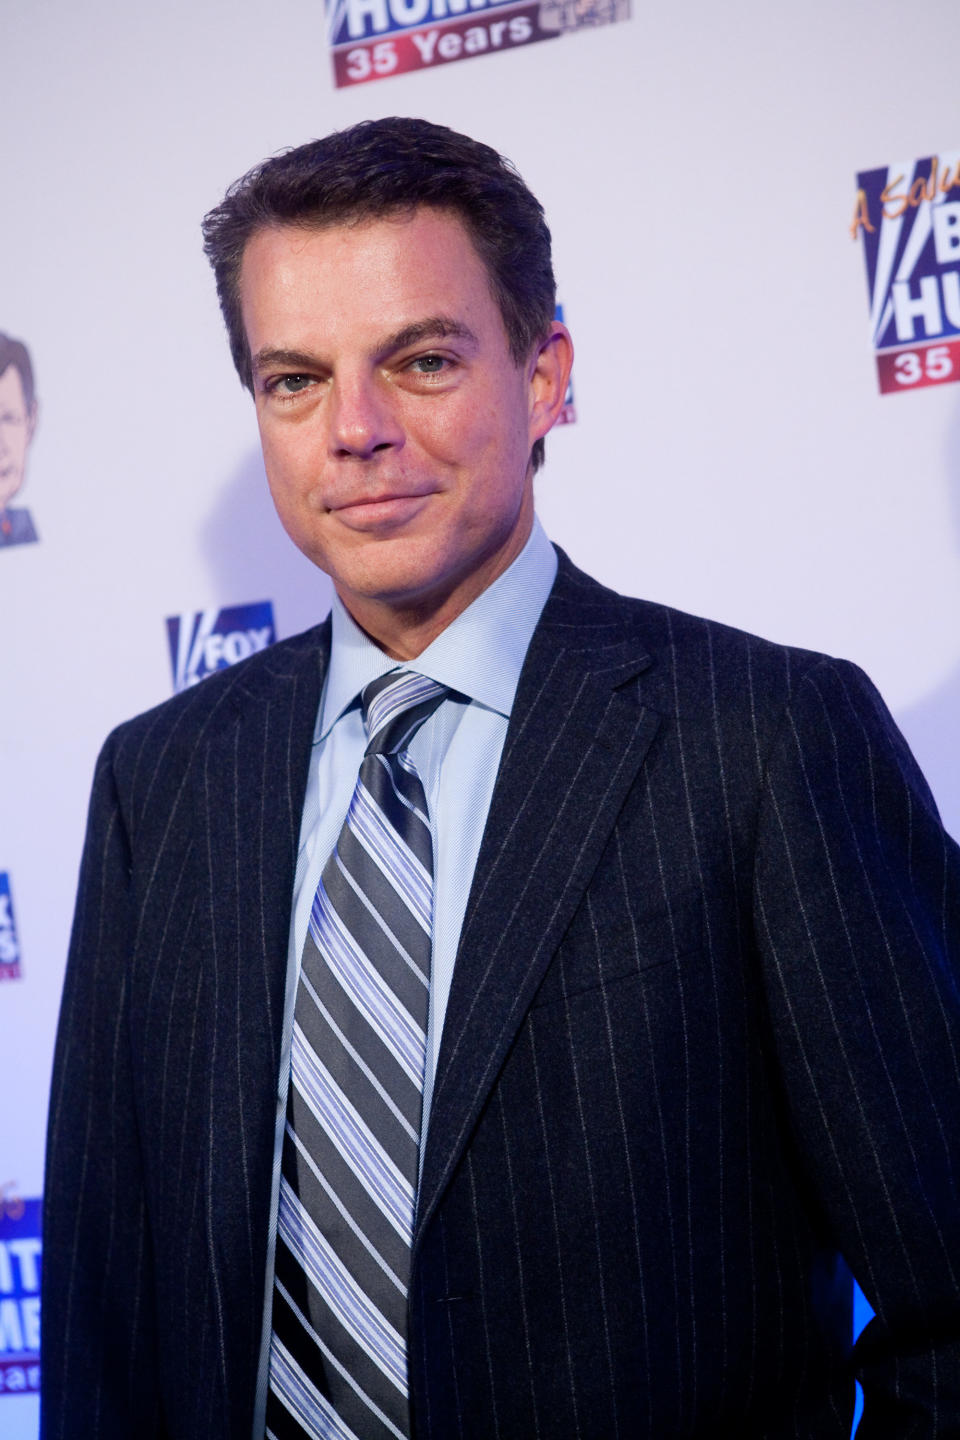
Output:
[325, 0, 628, 89]
[0, 1192, 41, 1395]
[166, 601, 276, 693]
[852, 151, 960, 394]
[0, 874, 21, 982]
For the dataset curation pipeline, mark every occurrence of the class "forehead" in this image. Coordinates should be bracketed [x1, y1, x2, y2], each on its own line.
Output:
[239, 208, 503, 350]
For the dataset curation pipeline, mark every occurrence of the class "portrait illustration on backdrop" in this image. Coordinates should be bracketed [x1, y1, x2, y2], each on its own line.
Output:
[0, 333, 39, 549]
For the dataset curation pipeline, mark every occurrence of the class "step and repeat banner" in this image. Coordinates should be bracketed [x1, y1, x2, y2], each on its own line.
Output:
[3, 2, 959, 1434]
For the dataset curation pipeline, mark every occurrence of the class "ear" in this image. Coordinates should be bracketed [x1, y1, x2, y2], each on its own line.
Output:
[26, 402, 38, 445]
[527, 321, 574, 447]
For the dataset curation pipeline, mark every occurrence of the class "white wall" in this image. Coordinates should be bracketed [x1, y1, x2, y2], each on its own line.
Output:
[3, 2, 959, 1432]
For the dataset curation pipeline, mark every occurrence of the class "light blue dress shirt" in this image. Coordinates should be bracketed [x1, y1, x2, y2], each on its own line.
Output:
[253, 518, 558, 1435]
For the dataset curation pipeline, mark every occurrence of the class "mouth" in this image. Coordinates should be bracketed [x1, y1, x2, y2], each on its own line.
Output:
[330, 490, 435, 531]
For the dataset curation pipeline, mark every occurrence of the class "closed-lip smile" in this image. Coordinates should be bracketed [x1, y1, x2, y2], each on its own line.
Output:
[330, 489, 436, 529]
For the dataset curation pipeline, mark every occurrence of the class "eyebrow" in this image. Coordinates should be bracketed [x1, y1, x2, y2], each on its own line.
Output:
[251, 315, 479, 378]
[384, 316, 478, 353]
[252, 347, 321, 376]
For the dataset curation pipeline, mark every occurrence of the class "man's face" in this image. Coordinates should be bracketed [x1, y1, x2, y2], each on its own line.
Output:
[0, 365, 36, 510]
[240, 208, 567, 651]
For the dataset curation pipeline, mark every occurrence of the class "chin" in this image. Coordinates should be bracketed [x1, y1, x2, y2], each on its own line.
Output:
[349, 569, 448, 611]
[332, 536, 449, 594]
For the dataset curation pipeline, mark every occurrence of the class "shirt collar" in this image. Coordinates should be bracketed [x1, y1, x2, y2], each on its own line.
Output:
[316, 516, 557, 742]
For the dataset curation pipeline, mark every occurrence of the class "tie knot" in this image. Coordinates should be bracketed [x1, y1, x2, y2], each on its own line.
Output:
[361, 670, 448, 755]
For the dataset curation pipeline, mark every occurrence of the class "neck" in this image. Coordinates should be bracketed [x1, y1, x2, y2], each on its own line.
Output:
[339, 577, 491, 661]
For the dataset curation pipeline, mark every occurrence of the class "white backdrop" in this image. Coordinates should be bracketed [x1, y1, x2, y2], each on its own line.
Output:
[4, 2, 960, 1433]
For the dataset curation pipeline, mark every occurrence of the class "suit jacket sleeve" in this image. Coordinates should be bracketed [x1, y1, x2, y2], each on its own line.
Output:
[42, 728, 165, 1439]
[753, 656, 960, 1435]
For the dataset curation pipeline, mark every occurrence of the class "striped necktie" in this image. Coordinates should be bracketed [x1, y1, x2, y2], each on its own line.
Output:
[267, 670, 449, 1440]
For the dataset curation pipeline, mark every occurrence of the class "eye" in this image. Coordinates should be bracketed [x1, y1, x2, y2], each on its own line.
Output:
[409, 354, 448, 374]
[273, 373, 315, 394]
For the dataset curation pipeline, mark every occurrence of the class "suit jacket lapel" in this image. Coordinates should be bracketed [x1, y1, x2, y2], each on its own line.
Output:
[196, 620, 330, 1401]
[415, 556, 660, 1243]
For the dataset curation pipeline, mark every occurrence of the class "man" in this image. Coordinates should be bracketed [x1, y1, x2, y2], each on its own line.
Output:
[0, 332, 39, 548]
[43, 118, 960, 1439]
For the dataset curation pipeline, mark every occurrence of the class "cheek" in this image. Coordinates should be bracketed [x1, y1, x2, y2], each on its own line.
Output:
[260, 425, 323, 496]
[410, 389, 506, 463]
[5, 436, 26, 470]
[406, 409, 462, 465]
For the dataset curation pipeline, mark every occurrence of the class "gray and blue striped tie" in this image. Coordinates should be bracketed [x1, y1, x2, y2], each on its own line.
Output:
[266, 670, 449, 1440]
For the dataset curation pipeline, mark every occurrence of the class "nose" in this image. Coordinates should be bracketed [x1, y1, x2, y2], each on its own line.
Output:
[328, 374, 403, 460]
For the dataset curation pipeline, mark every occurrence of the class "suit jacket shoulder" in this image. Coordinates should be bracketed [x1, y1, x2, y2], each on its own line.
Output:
[102, 617, 331, 840]
[545, 547, 882, 767]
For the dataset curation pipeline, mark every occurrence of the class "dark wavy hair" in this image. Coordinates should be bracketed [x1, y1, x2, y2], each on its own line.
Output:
[202, 117, 556, 470]
[0, 333, 35, 412]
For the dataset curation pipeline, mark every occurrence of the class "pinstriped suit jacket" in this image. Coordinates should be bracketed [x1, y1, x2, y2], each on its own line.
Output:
[42, 552, 960, 1439]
